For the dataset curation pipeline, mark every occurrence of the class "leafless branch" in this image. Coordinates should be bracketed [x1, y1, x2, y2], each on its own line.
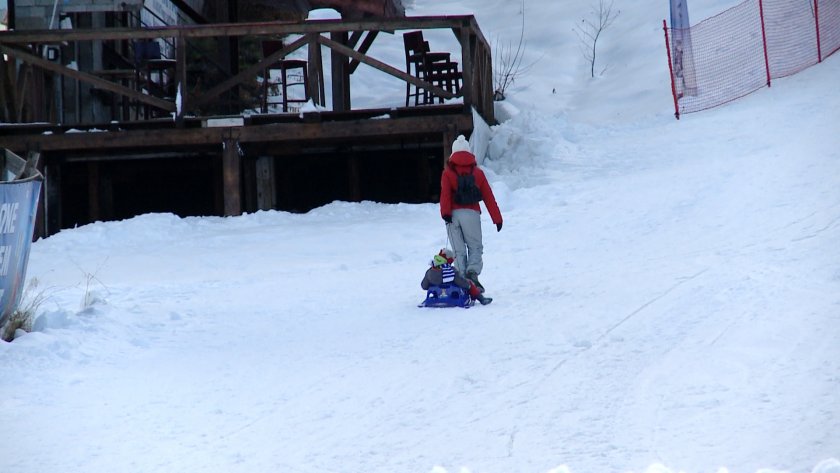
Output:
[574, 0, 620, 78]
[492, 0, 540, 100]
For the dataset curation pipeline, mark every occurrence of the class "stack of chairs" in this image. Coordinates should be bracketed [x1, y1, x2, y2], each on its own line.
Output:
[403, 31, 462, 106]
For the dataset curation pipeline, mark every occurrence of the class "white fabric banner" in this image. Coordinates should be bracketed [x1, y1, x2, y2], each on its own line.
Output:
[670, 0, 698, 96]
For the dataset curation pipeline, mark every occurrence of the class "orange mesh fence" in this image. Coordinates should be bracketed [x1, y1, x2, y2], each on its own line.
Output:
[819, 0, 840, 57]
[664, 0, 839, 118]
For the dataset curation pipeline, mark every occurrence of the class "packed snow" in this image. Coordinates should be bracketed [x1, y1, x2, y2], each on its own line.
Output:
[2, 0, 839, 472]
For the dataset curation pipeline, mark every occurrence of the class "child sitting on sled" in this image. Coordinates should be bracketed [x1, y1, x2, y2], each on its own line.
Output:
[421, 248, 492, 305]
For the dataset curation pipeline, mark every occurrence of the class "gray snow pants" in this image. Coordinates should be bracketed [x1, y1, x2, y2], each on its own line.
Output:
[447, 208, 483, 275]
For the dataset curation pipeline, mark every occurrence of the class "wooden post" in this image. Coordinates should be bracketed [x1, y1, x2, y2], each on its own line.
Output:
[87, 161, 100, 222]
[330, 31, 350, 112]
[175, 35, 187, 126]
[416, 153, 431, 201]
[442, 127, 457, 168]
[459, 23, 475, 111]
[255, 155, 276, 210]
[222, 136, 242, 216]
[758, 0, 772, 87]
[45, 162, 62, 236]
[307, 33, 325, 106]
[348, 155, 361, 202]
[0, 54, 11, 122]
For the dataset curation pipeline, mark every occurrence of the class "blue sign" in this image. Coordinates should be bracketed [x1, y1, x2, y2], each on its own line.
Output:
[0, 177, 42, 324]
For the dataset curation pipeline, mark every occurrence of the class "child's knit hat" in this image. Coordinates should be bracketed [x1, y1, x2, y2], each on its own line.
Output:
[433, 248, 455, 267]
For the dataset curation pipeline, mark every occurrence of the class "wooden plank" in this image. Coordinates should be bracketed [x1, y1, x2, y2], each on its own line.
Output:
[347, 30, 364, 49]
[348, 31, 379, 74]
[0, 114, 474, 151]
[87, 162, 101, 222]
[189, 35, 309, 110]
[23, 150, 41, 180]
[307, 33, 325, 106]
[330, 31, 351, 112]
[459, 26, 474, 110]
[443, 127, 457, 167]
[0, 44, 176, 113]
[45, 163, 62, 236]
[0, 55, 13, 122]
[222, 137, 242, 216]
[1, 149, 27, 180]
[0, 17, 477, 44]
[255, 156, 276, 210]
[348, 155, 361, 201]
[175, 36, 188, 125]
[15, 63, 30, 121]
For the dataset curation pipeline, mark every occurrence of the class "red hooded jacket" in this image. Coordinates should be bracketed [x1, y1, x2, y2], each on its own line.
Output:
[440, 150, 503, 225]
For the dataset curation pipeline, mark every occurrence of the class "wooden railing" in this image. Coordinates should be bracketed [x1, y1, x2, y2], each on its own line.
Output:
[0, 15, 493, 125]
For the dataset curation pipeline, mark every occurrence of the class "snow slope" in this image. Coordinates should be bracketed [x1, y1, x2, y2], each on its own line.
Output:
[2, 1, 839, 472]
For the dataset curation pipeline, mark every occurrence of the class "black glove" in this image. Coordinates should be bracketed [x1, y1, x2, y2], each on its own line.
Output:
[443, 215, 452, 224]
[496, 222, 503, 232]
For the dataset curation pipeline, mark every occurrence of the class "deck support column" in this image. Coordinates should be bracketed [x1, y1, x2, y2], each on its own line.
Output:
[87, 161, 101, 222]
[330, 31, 351, 112]
[45, 162, 62, 236]
[348, 155, 361, 202]
[255, 155, 276, 210]
[442, 127, 458, 167]
[222, 137, 242, 216]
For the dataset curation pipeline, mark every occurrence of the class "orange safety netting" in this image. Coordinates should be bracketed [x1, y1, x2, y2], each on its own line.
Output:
[664, 0, 839, 117]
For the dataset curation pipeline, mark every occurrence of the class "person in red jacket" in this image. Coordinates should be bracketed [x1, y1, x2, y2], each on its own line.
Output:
[439, 134, 503, 292]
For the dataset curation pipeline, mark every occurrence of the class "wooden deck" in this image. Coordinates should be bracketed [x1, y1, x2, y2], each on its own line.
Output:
[0, 16, 494, 238]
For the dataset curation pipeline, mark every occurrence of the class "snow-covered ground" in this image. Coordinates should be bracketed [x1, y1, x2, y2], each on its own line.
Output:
[2, 1, 839, 472]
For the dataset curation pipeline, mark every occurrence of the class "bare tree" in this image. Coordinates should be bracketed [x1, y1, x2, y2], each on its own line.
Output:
[493, 0, 539, 100]
[574, 0, 620, 78]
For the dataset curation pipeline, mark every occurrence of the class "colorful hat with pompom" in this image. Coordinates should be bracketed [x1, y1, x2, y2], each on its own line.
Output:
[433, 248, 455, 267]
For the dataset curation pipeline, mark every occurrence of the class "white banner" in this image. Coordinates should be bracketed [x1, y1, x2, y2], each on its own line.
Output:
[670, 0, 698, 96]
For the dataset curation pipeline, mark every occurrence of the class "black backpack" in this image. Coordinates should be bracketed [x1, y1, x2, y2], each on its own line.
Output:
[454, 172, 482, 205]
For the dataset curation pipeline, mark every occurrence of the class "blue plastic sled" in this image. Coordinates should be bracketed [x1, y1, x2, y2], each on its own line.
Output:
[418, 284, 473, 308]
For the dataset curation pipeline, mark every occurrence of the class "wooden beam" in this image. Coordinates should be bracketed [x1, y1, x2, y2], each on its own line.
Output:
[317, 35, 455, 100]
[0, 44, 176, 113]
[175, 36, 187, 125]
[1, 149, 27, 180]
[330, 31, 351, 112]
[0, 17, 480, 44]
[169, 0, 209, 24]
[348, 31, 379, 74]
[348, 155, 361, 201]
[45, 163, 61, 236]
[0, 55, 14, 122]
[255, 156, 276, 210]
[222, 136, 242, 216]
[87, 162, 101, 222]
[15, 63, 31, 121]
[0, 114, 475, 152]
[347, 30, 365, 49]
[189, 34, 309, 110]
[307, 33, 324, 106]
[459, 26, 474, 110]
[443, 127, 457, 167]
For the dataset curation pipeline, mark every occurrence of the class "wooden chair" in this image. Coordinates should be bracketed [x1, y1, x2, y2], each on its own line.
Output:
[133, 40, 176, 118]
[403, 31, 461, 106]
[261, 40, 309, 113]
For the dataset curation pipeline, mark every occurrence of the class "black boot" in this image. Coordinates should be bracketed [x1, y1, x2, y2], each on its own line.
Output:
[476, 294, 493, 305]
[466, 270, 484, 293]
